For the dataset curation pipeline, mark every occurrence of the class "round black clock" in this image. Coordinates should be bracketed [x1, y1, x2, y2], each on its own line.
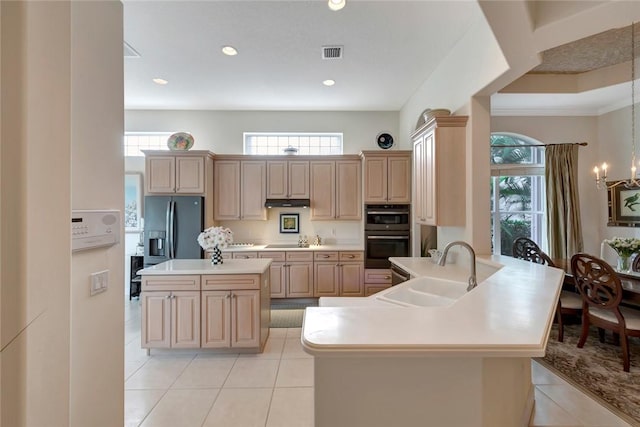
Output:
[377, 132, 394, 149]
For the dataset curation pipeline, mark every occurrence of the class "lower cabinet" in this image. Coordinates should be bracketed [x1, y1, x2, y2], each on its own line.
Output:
[141, 290, 201, 349]
[314, 251, 364, 297]
[260, 251, 313, 298]
[141, 272, 268, 351]
[364, 268, 392, 296]
[201, 290, 260, 348]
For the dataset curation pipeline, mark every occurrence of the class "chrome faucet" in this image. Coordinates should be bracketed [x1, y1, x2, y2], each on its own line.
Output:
[437, 241, 478, 292]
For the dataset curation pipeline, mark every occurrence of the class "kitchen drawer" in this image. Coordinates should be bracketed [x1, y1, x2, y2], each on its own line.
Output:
[340, 251, 364, 261]
[314, 251, 338, 261]
[364, 283, 391, 296]
[142, 275, 201, 291]
[218, 251, 233, 259]
[364, 268, 392, 284]
[202, 274, 260, 290]
[232, 252, 258, 259]
[286, 251, 314, 262]
[258, 251, 286, 262]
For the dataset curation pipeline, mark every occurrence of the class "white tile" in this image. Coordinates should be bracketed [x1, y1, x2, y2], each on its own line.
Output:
[172, 354, 237, 389]
[202, 388, 272, 427]
[275, 358, 314, 388]
[224, 359, 280, 388]
[282, 337, 312, 359]
[269, 328, 288, 338]
[537, 384, 633, 427]
[266, 387, 314, 427]
[531, 360, 566, 386]
[529, 388, 583, 427]
[124, 389, 166, 427]
[286, 328, 302, 339]
[140, 388, 219, 427]
[239, 337, 284, 360]
[125, 355, 194, 390]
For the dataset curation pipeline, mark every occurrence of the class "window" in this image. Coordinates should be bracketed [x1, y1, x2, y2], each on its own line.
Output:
[244, 132, 343, 155]
[490, 133, 546, 256]
[124, 132, 173, 157]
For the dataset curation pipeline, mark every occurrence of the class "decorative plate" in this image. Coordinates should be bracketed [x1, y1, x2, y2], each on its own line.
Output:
[376, 132, 394, 149]
[167, 132, 194, 151]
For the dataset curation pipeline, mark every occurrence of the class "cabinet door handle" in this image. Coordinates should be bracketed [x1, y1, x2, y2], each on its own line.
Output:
[384, 276, 391, 279]
[231, 293, 236, 299]
[322, 255, 330, 258]
[225, 293, 231, 299]
[165, 294, 171, 299]
[347, 255, 355, 259]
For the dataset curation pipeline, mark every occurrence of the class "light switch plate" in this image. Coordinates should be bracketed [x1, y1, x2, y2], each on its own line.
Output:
[90, 270, 109, 296]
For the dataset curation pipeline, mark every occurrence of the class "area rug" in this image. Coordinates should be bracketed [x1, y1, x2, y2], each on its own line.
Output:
[536, 324, 640, 425]
[270, 309, 304, 328]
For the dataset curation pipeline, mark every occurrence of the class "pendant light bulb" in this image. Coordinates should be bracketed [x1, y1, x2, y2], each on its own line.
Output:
[328, 0, 346, 11]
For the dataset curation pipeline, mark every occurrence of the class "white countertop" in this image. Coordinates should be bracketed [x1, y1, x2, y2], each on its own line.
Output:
[302, 254, 564, 358]
[138, 258, 271, 275]
[221, 244, 363, 252]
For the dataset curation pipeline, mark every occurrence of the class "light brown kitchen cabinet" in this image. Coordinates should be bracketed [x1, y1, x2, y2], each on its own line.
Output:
[362, 151, 411, 204]
[144, 151, 212, 195]
[314, 251, 364, 297]
[201, 290, 260, 348]
[364, 268, 392, 296]
[141, 290, 201, 349]
[412, 116, 468, 226]
[310, 160, 362, 220]
[266, 160, 309, 199]
[214, 160, 266, 220]
[260, 251, 314, 298]
[201, 273, 266, 349]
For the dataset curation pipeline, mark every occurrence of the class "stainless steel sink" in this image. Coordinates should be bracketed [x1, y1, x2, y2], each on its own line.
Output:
[264, 244, 309, 248]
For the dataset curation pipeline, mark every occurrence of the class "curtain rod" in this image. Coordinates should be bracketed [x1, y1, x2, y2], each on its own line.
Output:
[492, 142, 588, 149]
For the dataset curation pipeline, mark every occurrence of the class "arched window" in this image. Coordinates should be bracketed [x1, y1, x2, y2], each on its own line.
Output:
[490, 133, 546, 255]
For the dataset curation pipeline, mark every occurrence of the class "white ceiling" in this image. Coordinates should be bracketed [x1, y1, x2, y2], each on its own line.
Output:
[124, 1, 634, 116]
[123, 0, 479, 111]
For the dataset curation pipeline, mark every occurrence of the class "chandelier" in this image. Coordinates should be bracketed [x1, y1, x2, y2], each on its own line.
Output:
[595, 22, 640, 190]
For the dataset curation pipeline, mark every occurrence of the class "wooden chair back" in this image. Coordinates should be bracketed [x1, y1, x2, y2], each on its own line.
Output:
[570, 253, 623, 314]
[512, 237, 555, 267]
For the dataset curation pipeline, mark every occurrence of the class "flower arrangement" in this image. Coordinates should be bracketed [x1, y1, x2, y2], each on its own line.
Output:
[604, 237, 640, 258]
[197, 226, 233, 251]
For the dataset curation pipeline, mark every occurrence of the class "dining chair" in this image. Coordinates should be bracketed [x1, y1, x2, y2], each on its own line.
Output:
[633, 254, 640, 272]
[571, 253, 640, 372]
[512, 237, 582, 342]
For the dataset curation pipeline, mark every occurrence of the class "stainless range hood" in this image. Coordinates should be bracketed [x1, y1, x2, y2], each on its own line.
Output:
[264, 198, 310, 208]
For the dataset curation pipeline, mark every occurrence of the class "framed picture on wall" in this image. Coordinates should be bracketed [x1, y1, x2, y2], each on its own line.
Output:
[279, 213, 299, 233]
[607, 182, 640, 227]
[125, 172, 143, 231]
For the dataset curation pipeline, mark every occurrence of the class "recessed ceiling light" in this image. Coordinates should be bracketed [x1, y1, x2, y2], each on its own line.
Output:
[323, 79, 336, 86]
[328, 0, 346, 11]
[222, 46, 238, 56]
[152, 78, 168, 85]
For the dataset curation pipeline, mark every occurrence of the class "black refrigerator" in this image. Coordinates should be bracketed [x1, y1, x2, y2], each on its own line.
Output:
[144, 196, 204, 266]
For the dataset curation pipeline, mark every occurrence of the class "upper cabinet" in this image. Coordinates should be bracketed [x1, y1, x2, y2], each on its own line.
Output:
[310, 158, 361, 220]
[144, 150, 213, 195]
[361, 151, 411, 204]
[412, 116, 468, 226]
[214, 159, 267, 220]
[266, 160, 309, 199]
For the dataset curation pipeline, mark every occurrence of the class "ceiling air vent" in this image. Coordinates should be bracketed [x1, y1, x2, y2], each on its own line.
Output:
[124, 41, 141, 58]
[322, 45, 343, 60]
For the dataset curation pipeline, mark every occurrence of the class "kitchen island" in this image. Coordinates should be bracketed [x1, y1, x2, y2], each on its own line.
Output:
[138, 259, 271, 353]
[302, 254, 565, 427]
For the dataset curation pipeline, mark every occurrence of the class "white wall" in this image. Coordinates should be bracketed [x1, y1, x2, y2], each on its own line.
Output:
[125, 110, 399, 154]
[491, 115, 601, 255]
[69, 2, 124, 426]
[1, 2, 124, 425]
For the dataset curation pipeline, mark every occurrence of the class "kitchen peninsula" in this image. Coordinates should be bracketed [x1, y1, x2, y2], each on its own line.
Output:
[138, 259, 271, 353]
[302, 255, 565, 427]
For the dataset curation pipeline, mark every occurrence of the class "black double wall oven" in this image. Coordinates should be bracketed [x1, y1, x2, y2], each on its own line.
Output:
[364, 204, 410, 269]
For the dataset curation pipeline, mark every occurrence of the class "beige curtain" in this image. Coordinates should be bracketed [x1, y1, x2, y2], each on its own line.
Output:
[545, 144, 583, 259]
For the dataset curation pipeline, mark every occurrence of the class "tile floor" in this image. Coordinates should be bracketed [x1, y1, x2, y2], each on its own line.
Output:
[124, 299, 634, 427]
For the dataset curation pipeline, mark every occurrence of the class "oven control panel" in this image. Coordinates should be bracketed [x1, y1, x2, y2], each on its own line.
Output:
[72, 210, 120, 252]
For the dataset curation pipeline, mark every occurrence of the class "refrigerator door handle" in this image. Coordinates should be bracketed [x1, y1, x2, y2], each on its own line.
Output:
[169, 200, 177, 259]
[165, 201, 173, 259]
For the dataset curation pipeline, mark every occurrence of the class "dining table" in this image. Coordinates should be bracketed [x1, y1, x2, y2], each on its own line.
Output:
[553, 258, 640, 306]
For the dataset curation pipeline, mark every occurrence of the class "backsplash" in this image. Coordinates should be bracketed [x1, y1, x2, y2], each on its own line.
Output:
[217, 208, 362, 246]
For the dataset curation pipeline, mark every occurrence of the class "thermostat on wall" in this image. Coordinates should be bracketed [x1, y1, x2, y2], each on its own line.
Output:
[72, 210, 120, 252]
